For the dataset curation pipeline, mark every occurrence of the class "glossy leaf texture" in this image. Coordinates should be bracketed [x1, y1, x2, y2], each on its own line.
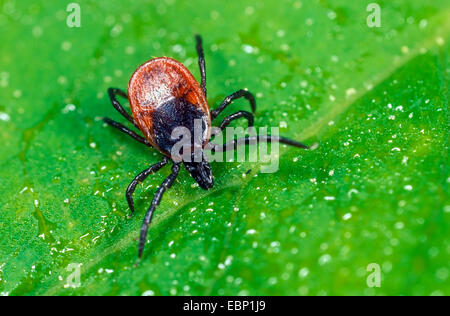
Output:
[0, 0, 449, 295]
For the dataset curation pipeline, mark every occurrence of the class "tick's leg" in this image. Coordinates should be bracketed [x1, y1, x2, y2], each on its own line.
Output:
[211, 89, 256, 120]
[108, 87, 140, 129]
[126, 157, 169, 215]
[209, 135, 309, 153]
[218, 110, 254, 130]
[195, 35, 207, 97]
[138, 162, 181, 260]
[103, 117, 151, 147]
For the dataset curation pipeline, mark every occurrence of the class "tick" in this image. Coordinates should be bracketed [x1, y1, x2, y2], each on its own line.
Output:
[103, 35, 309, 261]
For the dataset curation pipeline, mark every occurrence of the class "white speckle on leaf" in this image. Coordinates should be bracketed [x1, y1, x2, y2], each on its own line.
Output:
[342, 213, 352, 221]
[172, 44, 183, 54]
[62, 104, 76, 114]
[0, 72, 9, 87]
[280, 43, 290, 51]
[276, 29, 285, 37]
[346, 88, 356, 97]
[328, 11, 336, 20]
[319, 254, 331, 265]
[436, 37, 444, 46]
[293, 1, 302, 9]
[395, 222, 405, 230]
[0, 113, 10, 122]
[57, 76, 67, 85]
[270, 241, 280, 248]
[242, 44, 254, 54]
[125, 46, 135, 55]
[404, 185, 413, 191]
[61, 41, 72, 51]
[298, 267, 309, 278]
[245, 6, 254, 15]
[419, 19, 428, 29]
[110, 24, 123, 37]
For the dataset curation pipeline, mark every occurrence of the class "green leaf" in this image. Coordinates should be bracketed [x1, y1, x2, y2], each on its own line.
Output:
[0, 0, 448, 296]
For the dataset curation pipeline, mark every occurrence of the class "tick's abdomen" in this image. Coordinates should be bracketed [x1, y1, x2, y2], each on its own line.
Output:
[152, 97, 209, 156]
[127, 57, 211, 155]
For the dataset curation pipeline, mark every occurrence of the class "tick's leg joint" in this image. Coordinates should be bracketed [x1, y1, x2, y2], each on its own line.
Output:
[126, 157, 169, 215]
[218, 110, 254, 130]
[107, 87, 140, 129]
[212, 89, 256, 120]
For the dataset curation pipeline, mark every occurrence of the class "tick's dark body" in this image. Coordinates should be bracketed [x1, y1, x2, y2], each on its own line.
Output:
[151, 97, 208, 156]
[103, 35, 308, 261]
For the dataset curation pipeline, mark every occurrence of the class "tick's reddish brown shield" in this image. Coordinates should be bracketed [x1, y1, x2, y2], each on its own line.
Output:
[128, 57, 211, 153]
